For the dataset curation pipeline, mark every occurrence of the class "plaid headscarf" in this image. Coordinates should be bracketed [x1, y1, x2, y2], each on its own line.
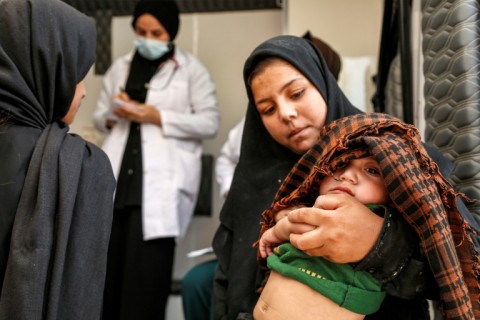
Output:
[258, 113, 480, 320]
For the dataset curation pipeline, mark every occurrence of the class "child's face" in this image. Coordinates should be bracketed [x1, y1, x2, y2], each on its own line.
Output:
[319, 156, 388, 205]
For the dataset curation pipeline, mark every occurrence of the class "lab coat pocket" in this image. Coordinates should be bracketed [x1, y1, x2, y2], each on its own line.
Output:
[176, 148, 201, 199]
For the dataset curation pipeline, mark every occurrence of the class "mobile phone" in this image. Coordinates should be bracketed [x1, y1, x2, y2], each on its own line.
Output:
[112, 98, 140, 110]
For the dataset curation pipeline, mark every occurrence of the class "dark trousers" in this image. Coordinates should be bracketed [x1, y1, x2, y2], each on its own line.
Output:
[102, 206, 175, 320]
[181, 259, 217, 320]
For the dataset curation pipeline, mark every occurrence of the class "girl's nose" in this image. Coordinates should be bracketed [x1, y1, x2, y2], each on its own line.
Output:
[278, 103, 298, 122]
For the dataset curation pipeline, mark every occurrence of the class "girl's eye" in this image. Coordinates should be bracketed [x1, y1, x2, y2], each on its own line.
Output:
[259, 105, 275, 115]
[265, 106, 276, 115]
[291, 89, 305, 99]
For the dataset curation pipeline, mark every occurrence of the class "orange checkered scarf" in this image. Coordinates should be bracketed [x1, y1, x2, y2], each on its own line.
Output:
[259, 113, 480, 319]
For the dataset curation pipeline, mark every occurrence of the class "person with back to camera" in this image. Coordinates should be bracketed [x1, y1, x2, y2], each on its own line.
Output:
[92, 0, 220, 319]
[254, 113, 480, 319]
[0, 0, 116, 318]
[211, 35, 480, 320]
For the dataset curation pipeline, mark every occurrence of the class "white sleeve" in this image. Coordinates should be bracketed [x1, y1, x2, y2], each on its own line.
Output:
[215, 118, 245, 198]
[161, 53, 220, 139]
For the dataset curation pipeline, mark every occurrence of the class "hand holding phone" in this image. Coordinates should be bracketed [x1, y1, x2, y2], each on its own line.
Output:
[112, 98, 141, 111]
[109, 96, 159, 125]
[106, 98, 140, 121]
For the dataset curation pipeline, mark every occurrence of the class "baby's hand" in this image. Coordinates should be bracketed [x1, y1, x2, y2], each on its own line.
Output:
[288, 221, 316, 236]
[258, 228, 282, 259]
[275, 205, 305, 221]
[260, 207, 316, 259]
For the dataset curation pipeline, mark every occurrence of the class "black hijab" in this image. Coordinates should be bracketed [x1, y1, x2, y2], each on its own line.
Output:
[0, 0, 95, 126]
[131, 0, 180, 41]
[126, 0, 179, 103]
[212, 35, 362, 318]
[240, 35, 361, 170]
[0, 0, 115, 318]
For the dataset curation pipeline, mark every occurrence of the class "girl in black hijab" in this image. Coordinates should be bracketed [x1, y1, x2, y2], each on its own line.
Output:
[0, 0, 116, 318]
[212, 35, 475, 320]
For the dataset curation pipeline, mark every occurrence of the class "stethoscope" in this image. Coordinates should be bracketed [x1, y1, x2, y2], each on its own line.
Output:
[144, 57, 179, 91]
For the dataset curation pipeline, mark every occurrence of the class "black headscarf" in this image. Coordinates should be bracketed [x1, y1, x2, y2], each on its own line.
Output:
[127, 0, 179, 103]
[0, 0, 95, 126]
[131, 0, 180, 41]
[212, 35, 362, 319]
[0, 0, 115, 318]
[302, 30, 342, 81]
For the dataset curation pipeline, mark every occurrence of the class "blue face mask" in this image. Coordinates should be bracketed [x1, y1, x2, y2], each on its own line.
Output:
[134, 37, 170, 60]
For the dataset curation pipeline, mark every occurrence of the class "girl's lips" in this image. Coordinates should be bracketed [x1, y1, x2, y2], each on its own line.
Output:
[289, 127, 305, 138]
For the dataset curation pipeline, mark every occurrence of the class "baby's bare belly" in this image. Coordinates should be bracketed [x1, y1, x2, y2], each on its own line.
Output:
[253, 270, 364, 320]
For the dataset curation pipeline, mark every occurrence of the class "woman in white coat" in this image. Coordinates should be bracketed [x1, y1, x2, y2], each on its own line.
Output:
[92, 1, 219, 319]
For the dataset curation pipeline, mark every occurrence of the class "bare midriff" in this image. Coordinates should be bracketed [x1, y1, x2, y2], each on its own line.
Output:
[253, 270, 365, 320]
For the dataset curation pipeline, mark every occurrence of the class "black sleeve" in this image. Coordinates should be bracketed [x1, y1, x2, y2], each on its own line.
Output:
[354, 207, 438, 300]
[357, 142, 480, 300]
[212, 224, 231, 320]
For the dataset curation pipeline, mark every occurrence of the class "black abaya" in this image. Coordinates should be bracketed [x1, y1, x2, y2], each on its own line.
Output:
[0, 1, 116, 318]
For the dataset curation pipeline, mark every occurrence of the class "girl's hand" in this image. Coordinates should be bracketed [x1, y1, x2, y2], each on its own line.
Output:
[288, 193, 383, 263]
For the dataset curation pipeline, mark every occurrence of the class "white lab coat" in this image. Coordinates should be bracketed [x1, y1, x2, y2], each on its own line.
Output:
[93, 49, 219, 240]
[215, 117, 244, 198]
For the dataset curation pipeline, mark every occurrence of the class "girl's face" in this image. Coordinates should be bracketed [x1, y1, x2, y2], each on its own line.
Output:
[61, 80, 86, 125]
[319, 157, 388, 205]
[251, 59, 327, 155]
[134, 13, 171, 41]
